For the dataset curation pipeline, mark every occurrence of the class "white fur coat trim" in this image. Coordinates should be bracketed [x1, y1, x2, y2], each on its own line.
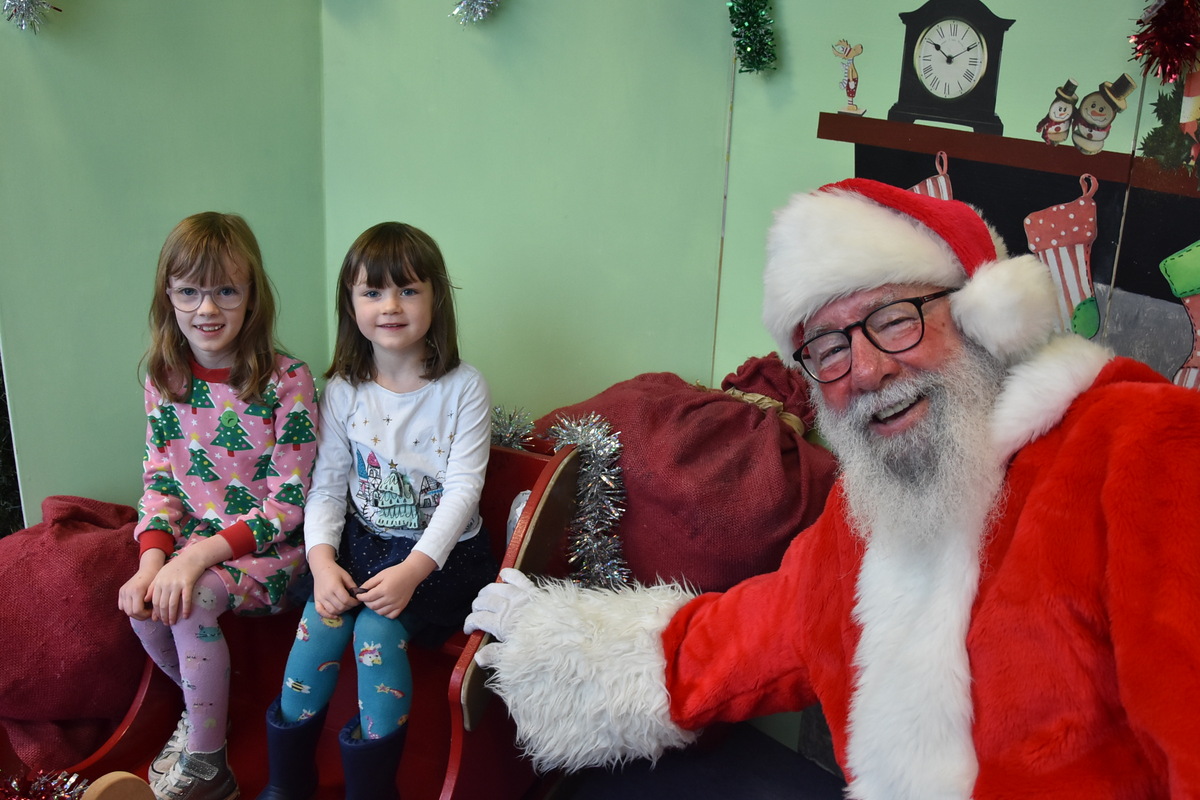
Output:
[844, 502, 987, 799]
[991, 334, 1112, 461]
[483, 579, 699, 772]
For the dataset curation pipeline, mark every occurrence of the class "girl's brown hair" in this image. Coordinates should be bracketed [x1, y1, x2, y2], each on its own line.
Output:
[327, 222, 460, 385]
[145, 212, 279, 403]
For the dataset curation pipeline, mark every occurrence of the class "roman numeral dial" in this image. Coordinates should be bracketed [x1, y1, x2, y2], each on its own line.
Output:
[914, 18, 987, 100]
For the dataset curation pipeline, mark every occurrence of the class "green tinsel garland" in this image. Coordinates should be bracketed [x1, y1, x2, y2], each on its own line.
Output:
[728, 0, 777, 73]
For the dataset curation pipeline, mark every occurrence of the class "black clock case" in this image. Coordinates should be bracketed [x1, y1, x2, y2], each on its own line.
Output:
[888, 0, 1014, 134]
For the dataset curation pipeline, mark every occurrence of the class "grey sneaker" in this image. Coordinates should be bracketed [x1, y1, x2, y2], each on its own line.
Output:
[152, 745, 239, 800]
[148, 711, 189, 784]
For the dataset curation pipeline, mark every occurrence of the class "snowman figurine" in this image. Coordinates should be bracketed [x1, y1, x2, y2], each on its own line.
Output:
[1072, 74, 1137, 155]
[1036, 79, 1078, 145]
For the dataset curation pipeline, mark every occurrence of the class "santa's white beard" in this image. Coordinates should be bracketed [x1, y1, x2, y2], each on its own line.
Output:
[813, 338, 1008, 548]
[813, 340, 1010, 799]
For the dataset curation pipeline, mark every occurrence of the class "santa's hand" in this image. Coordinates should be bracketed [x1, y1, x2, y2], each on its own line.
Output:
[464, 568, 537, 649]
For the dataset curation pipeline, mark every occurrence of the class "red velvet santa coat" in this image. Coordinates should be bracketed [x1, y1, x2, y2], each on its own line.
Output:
[479, 338, 1200, 799]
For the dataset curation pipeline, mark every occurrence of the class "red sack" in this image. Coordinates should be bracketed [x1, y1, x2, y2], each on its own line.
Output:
[534, 354, 838, 592]
[0, 496, 142, 772]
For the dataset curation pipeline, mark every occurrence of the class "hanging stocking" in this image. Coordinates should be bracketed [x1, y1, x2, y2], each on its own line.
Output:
[1181, 68, 1200, 167]
[1022, 174, 1100, 337]
[908, 151, 953, 200]
[1159, 239, 1200, 389]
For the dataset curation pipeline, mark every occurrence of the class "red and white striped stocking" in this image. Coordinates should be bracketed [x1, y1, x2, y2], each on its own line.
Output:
[908, 151, 953, 200]
[1023, 174, 1100, 338]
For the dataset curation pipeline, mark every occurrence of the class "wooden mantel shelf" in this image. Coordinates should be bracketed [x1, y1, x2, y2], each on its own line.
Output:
[817, 112, 1199, 198]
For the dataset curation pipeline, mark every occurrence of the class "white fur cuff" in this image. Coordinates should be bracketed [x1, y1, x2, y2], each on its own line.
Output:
[482, 579, 700, 772]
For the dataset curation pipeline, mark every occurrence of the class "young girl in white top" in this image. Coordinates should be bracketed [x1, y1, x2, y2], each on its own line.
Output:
[257, 222, 494, 800]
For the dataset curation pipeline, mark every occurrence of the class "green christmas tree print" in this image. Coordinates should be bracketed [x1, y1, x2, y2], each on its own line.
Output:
[245, 383, 278, 426]
[223, 477, 257, 516]
[276, 474, 306, 508]
[149, 405, 185, 452]
[247, 517, 278, 551]
[186, 437, 220, 482]
[145, 515, 175, 537]
[253, 449, 279, 482]
[148, 472, 193, 513]
[278, 401, 315, 451]
[212, 407, 253, 457]
[263, 569, 292, 605]
[190, 378, 214, 415]
[222, 564, 246, 584]
[376, 471, 420, 529]
[199, 507, 225, 536]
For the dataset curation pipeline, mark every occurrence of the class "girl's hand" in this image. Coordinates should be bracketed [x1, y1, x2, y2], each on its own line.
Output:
[308, 544, 359, 619]
[358, 553, 436, 620]
[118, 549, 167, 621]
[118, 568, 158, 621]
[145, 536, 233, 626]
[149, 550, 207, 626]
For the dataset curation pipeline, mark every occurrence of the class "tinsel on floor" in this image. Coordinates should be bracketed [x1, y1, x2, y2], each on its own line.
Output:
[0, 771, 87, 800]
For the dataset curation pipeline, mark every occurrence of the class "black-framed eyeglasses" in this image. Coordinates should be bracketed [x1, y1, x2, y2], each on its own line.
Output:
[166, 285, 248, 312]
[794, 290, 954, 384]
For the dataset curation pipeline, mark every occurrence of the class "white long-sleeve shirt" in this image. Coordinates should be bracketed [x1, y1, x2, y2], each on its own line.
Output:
[304, 363, 490, 569]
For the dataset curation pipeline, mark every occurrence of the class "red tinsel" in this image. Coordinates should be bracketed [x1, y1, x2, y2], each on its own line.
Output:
[1131, 0, 1200, 83]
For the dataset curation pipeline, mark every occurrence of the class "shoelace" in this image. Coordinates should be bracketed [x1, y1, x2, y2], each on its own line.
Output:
[153, 716, 188, 769]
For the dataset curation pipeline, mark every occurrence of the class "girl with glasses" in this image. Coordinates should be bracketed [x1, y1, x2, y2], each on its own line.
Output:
[118, 212, 318, 800]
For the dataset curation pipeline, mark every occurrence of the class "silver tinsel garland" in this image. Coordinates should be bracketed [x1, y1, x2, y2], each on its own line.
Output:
[546, 413, 630, 590]
[3, 0, 60, 33]
[450, 0, 500, 25]
[0, 769, 88, 799]
[490, 404, 535, 450]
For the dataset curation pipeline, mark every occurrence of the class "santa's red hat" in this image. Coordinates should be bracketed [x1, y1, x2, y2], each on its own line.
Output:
[763, 178, 1059, 367]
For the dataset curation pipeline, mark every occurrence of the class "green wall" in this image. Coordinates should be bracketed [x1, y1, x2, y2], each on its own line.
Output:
[320, 1, 731, 414]
[0, 2, 325, 522]
[2, 0, 1151, 525]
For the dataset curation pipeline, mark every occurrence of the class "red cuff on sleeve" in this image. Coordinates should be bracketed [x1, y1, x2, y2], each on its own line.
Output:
[138, 529, 176, 558]
[218, 521, 257, 559]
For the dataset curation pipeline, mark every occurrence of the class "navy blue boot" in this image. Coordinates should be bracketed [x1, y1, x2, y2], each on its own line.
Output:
[338, 715, 406, 800]
[255, 696, 327, 800]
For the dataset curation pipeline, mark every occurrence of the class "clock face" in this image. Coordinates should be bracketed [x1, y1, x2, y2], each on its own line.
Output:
[913, 18, 988, 100]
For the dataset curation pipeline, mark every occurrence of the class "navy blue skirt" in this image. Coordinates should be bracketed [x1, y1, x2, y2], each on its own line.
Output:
[339, 515, 498, 644]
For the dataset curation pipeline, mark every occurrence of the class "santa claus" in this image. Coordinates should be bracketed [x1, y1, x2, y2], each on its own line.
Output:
[466, 179, 1200, 799]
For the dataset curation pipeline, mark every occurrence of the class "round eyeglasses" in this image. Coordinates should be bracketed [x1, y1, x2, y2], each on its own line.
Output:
[166, 285, 248, 312]
[794, 290, 953, 384]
